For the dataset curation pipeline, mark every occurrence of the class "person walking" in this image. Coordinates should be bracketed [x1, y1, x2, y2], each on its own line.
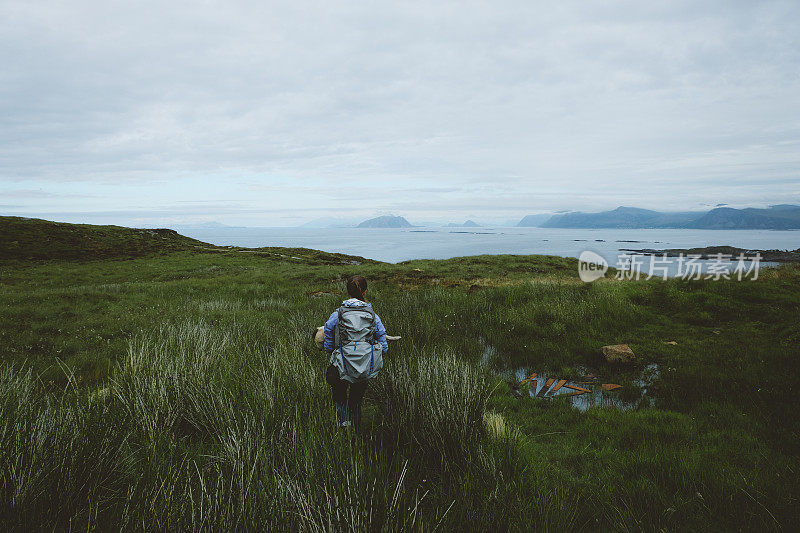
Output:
[323, 275, 388, 430]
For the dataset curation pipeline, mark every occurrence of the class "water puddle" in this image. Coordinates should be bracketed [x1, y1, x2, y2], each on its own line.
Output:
[480, 342, 496, 367]
[480, 340, 658, 411]
[508, 365, 658, 411]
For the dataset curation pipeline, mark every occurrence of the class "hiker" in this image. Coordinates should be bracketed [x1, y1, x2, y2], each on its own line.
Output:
[323, 275, 388, 429]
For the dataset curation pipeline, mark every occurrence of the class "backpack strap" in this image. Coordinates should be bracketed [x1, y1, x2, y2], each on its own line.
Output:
[366, 305, 376, 344]
[368, 305, 376, 374]
[336, 306, 348, 377]
[335, 307, 344, 347]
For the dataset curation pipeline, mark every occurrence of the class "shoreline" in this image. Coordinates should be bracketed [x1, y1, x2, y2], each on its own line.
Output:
[620, 245, 800, 263]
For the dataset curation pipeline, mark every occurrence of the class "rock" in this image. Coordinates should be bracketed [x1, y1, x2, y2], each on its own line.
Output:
[602, 344, 636, 364]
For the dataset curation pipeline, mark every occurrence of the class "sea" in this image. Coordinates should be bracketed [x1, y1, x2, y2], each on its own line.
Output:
[178, 226, 800, 278]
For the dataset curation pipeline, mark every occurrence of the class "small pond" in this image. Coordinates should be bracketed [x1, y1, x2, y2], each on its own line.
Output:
[481, 341, 659, 411]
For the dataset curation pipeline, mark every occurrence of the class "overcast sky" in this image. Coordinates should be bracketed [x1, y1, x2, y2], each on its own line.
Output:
[1, 0, 799, 226]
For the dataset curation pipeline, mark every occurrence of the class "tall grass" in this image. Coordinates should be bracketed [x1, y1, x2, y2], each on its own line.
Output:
[375, 350, 492, 468]
[2, 308, 797, 530]
[0, 366, 127, 530]
[2, 252, 799, 530]
[0, 321, 498, 530]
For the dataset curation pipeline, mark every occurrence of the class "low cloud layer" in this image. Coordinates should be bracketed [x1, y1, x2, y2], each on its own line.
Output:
[1, 0, 799, 226]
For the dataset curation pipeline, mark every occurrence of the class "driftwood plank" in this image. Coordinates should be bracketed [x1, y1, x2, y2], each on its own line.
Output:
[563, 384, 591, 393]
[537, 378, 556, 397]
[549, 379, 567, 394]
[558, 390, 588, 397]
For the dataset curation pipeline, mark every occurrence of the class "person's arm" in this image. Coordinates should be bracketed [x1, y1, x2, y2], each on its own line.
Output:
[323, 311, 338, 353]
[374, 314, 389, 354]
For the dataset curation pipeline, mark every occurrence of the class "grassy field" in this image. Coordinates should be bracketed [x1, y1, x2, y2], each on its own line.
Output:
[1, 217, 798, 530]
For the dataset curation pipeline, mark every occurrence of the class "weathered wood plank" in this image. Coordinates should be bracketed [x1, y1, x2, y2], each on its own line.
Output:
[558, 390, 588, 397]
[537, 378, 556, 397]
[563, 384, 591, 393]
[550, 379, 567, 394]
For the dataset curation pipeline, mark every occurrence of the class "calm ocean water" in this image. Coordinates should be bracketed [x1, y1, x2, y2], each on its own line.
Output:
[179, 226, 799, 277]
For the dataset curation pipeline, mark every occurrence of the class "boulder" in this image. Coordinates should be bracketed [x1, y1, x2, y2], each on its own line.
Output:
[602, 344, 636, 364]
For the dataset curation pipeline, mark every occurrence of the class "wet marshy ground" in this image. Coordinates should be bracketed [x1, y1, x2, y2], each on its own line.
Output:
[505, 365, 659, 411]
[480, 341, 659, 411]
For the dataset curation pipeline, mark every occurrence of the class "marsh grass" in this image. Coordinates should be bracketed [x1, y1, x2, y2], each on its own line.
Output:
[375, 350, 493, 468]
[1, 321, 497, 530]
[1, 249, 799, 530]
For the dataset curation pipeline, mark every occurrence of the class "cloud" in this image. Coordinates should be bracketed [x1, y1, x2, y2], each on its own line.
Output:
[0, 189, 94, 199]
[1, 0, 799, 225]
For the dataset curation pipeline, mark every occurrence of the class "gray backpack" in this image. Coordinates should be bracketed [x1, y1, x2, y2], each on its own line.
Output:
[331, 303, 384, 383]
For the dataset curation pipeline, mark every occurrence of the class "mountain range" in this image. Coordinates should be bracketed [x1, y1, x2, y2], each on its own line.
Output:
[530, 205, 800, 230]
[165, 205, 800, 230]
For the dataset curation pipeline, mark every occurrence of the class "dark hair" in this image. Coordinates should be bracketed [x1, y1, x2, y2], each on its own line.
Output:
[346, 275, 367, 300]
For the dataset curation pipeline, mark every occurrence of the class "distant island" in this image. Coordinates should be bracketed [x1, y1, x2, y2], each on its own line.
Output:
[516, 214, 552, 227]
[619, 245, 800, 263]
[356, 215, 413, 228]
[446, 220, 480, 227]
[521, 205, 800, 230]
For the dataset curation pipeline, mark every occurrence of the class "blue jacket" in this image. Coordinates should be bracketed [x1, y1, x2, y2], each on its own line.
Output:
[324, 298, 389, 354]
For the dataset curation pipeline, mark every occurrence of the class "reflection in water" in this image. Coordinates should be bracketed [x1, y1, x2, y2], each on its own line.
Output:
[482, 340, 659, 411]
[480, 342, 496, 367]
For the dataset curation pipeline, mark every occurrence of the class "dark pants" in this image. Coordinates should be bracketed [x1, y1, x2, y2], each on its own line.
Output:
[326, 364, 368, 428]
